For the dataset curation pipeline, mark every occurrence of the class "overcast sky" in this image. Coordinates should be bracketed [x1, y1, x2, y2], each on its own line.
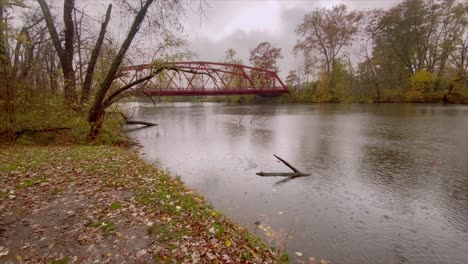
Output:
[180, 0, 399, 77]
[27, 0, 400, 77]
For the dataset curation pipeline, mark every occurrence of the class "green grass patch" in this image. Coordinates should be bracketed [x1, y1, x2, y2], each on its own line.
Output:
[109, 202, 122, 210]
[90, 220, 117, 237]
[147, 222, 190, 242]
[50, 188, 61, 196]
[17, 179, 34, 189]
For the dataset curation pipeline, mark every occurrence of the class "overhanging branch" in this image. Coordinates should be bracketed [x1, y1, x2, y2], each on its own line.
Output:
[102, 66, 213, 108]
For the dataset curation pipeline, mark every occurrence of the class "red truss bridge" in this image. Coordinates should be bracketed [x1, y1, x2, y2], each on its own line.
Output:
[119, 61, 289, 96]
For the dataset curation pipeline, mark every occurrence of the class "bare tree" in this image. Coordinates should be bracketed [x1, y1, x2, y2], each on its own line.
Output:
[80, 4, 112, 104]
[285, 70, 299, 87]
[37, 0, 77, 103]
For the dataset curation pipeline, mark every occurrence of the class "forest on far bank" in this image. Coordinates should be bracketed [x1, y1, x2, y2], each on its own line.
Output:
[181, 0, 467, 104]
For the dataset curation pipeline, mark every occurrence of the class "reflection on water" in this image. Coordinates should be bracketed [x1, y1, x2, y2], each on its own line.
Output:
[126, 102, 468, 264]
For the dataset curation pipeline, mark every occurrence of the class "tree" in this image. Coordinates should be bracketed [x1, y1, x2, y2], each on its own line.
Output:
[249, 41, 282, 71]
[35, 0, 189, 140]
[87, 0, 165, 140]
[294, 4, 362, 80]
[224, 48, 238, 63]
[248, 42, 282, 93]
[223, 48, 243, 87]
[285, 70, 299, 87]
[0, 0, 29, 127]
[372, 0, 466, 78]
[37, 0, 77, 103]
[448, 3, 468, 83]
[81, 4, 112, 104]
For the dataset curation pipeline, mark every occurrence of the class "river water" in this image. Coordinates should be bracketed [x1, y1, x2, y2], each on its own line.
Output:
[126, 102, 468, 264]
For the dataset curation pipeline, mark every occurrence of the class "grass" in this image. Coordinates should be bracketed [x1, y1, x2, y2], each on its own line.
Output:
[0, 145, 288, 262]
[0, 95, 128, 146]
[89, 221, 118, 237]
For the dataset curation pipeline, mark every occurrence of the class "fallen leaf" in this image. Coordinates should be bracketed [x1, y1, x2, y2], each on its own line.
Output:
[0, 247, 9, 257]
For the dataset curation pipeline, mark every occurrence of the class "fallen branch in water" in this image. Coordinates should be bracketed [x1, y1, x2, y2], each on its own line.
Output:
[273, 154, 299, 173]
[120, 111, 157, 126]
[125, 120, 157, 126]
[256, 154, 310, 179]
[256, 172, 309, 178]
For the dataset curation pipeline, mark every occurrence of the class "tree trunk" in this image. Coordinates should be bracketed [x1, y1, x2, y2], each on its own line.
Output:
[63, 0, 76, 102]
[37, 0, 76, 103]
[88, 109, 105, 142]
[81, 4, 112, 104]
[0, 3, 15, 125]
[376, 83, 381, 102]
[87, 0, 154, 140]
[0, 4, 6, 63]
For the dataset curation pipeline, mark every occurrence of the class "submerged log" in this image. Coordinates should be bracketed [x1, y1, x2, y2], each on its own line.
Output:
[119, 111, 157, 126]
[125, 120, 157, 126]
[256, 154, 310, 180]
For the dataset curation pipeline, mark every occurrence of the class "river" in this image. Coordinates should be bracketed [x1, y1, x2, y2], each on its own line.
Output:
[125, 102, 468, 264]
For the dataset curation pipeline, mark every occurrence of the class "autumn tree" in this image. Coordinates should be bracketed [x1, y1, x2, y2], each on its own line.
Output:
[249, 41, 282, 71]
[248, 41, 283, 92]
[372, 0, 466, 78]
[285, 70, 299, 87]
[294, 4, 362, 97]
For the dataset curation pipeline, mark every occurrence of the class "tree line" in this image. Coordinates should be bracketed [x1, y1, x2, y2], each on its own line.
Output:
[217, 0, 467, 104]
[285, 0, 466, 103]
[200, 0, 468, 103]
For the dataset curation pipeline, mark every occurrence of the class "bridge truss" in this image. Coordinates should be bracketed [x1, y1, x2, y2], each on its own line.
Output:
[119, 61, 288, 96]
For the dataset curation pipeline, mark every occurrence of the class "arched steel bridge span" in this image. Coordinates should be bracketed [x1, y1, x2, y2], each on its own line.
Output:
[120, 61, 288, 96]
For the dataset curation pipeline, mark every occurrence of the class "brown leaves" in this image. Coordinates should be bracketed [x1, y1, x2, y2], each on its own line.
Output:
[0, 146, 283, 263]
[249, 41, 283, 71]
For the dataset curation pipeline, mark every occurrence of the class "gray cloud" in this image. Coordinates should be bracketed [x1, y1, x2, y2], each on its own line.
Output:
[182, 1, 398, 78]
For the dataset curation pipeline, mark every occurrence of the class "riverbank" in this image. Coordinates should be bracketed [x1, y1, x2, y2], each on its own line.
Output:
[0, 145, 287, 263]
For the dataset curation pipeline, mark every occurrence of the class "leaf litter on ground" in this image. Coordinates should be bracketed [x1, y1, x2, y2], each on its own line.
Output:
[0, 146, 288, 263]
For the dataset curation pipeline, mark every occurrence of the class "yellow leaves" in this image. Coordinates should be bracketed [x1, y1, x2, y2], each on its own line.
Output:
[225, 239, 232, 247]
[250, 249, 257, 258]
[211, 210, 217, 216]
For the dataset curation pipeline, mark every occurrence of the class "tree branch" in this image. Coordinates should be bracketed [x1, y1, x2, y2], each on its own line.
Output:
[103, 67, 212, 108]
[88, 0, 155, 123]
[37, 0, 64, 61]
[81, 4, 112, 103]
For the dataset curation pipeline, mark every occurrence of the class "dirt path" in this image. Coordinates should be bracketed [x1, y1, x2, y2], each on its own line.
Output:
[0, 146, 286, 263]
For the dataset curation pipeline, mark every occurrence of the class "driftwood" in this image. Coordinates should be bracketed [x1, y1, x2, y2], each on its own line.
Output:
[125, 120, 157, 126]
[272, 154, 299, 172]
[256, 154, 310, 179]
[256, 172, 309, 178]
[120, 111, 157, 126]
